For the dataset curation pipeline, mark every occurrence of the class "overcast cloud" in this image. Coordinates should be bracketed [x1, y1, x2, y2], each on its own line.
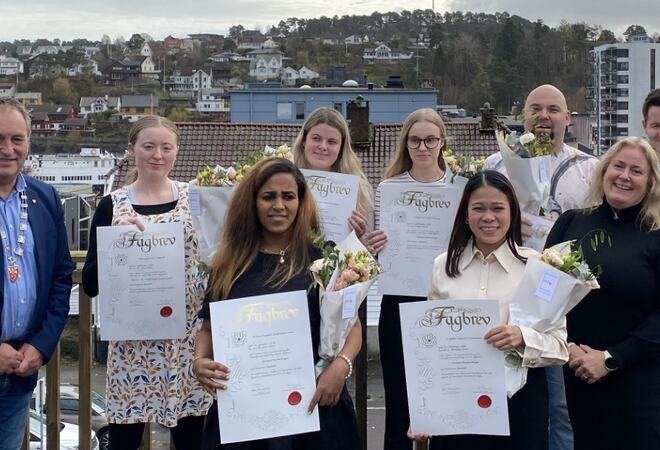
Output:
[0, 0, 656, 41]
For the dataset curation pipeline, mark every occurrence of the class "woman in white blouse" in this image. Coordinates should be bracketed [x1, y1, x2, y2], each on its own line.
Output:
[416, 170, 568, 450]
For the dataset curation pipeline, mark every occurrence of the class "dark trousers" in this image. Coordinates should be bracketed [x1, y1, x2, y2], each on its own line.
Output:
[429, 367, 549, 450]
[109, 415, 205, 450]
[378, 295, 425, 450]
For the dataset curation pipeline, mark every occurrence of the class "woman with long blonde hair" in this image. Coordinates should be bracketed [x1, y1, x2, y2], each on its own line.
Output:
[367, 108, 450, 450]
[82, 116, 212, 449]
[292, 107, 375, 236]
[194, 157, 361, 450]
[545, 137, 660, 449]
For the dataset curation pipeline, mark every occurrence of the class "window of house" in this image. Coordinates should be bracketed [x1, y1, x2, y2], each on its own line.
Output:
[616, 49, 629, 58]
[616, 102, 629, 110]
[618, 88, 629, 97]
[617, 75, 629, 84]
[617, 114, 628, 124]
[617, 62, 629, 70]
[617, 127, 629, 136]
[277, 102, 293, 121]
[295, 102, 305, 120]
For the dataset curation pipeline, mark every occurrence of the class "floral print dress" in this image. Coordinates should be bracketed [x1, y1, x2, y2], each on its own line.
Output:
[105, 182, 212, 426]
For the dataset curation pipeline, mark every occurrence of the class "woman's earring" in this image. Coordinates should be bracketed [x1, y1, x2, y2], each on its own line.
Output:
[465, 218, 469, 224]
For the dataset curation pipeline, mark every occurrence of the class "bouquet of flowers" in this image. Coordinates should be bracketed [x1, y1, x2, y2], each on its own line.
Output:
[444, 148, 486, 184]
[310, 231, 381, 376]
[191, 144, 293, 263]
[504, 239, 602, 396]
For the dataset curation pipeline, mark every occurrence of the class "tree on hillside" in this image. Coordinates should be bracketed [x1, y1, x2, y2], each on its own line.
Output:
[51, 78, 78, 105]
[467, 64, 494, 113]
[128, 33, 145, 51]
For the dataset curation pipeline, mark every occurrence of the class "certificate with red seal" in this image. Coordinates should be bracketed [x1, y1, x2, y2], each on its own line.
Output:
[96, 222, 187, 340]
[209, 291, 320, 443]
[400, 299, 509, 436]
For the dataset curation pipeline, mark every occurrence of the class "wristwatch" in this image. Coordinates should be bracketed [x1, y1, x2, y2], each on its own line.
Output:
[603, 350, 619, 371]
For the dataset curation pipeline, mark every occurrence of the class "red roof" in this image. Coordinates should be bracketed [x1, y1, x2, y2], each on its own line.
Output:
[111, 120, 498, 190]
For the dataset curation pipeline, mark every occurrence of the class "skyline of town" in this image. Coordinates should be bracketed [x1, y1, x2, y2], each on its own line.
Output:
[1, 1, 657, 41]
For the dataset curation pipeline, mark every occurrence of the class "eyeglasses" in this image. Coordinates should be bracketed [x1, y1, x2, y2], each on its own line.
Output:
[407, 136, 441, 149]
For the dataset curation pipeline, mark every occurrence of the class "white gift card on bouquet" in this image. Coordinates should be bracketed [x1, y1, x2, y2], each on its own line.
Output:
[189, 186, 201, 216]
[535, 269, 561, 302]
[342, 285, 358, 319]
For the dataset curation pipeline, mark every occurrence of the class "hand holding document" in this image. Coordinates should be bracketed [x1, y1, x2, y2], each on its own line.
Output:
[400, 300, 509, 437]
[209, 291, 320, 444]
[97, 222, 186, 341]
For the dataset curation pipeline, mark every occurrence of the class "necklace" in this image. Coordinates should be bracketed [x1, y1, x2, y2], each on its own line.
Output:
[262, 246, 289, 264]
[0, 192, 28, 282]
[610, 205, 619, 220]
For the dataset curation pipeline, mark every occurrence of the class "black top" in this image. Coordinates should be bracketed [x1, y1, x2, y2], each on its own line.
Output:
[200, 249, 322, 363]
[81, 194, 179, 297]
[545, 201, 660, 368]
[198, 249, 362, 450]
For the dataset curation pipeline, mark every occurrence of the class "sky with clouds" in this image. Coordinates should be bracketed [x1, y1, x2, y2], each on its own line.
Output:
[1, 0, 656, 41]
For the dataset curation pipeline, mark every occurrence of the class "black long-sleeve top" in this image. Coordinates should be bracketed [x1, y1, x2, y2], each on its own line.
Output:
[545, 201, 660, 368]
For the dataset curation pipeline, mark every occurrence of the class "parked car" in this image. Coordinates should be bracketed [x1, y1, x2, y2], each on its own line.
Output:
[28, 410, 99, 450]
[32, 381, 109, 450]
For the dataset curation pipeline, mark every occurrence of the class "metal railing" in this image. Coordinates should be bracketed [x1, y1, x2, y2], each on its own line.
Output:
[21, 251, 369, 450]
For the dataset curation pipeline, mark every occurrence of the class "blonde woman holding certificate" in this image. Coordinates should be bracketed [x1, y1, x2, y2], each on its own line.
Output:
[410, 170, 568, 450]
[82, 116, 211, 450]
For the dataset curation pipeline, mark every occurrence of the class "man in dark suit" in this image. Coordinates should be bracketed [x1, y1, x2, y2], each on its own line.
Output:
[0, 98, 73, 449]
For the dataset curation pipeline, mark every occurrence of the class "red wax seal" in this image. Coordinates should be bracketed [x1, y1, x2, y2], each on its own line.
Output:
[160, 306, 173, 318]
[477, 395, 492, 409]
[288, 391, 302, 406]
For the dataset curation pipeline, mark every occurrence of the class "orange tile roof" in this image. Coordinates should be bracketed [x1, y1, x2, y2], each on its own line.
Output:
[111, 121, 498, 190]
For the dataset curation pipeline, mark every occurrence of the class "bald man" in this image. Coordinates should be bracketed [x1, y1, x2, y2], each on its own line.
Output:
[486, 85, 599, 450]
[486, 84, 598, 218]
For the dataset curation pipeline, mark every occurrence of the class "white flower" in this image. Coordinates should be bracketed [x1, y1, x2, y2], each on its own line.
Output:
[226, 166, 237, 180]
[310, 258, 325, 273]
[519, 132, 536, 146]
[213, 165, 225, 175]
[541, 249, 564, 268]
[264, 145, 276, 156]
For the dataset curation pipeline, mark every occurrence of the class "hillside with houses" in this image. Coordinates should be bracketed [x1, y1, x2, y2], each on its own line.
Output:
[0, 11, 657, 154]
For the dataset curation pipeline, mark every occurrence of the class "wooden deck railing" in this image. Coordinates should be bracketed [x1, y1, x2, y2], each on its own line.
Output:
[21, 251, 369, 450]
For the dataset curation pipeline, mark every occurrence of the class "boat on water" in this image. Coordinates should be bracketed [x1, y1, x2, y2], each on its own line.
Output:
[26, 147, 117, 192]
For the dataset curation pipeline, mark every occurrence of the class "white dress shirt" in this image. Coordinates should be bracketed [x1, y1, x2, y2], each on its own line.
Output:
[429, 240, 568, 368]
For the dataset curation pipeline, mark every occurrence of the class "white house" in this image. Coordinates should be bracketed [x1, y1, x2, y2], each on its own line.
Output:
[363, 44, 413, 62]
[0, 56, 23, 75]
[34, 45, 73, 55]
[345, 35, 366, 45]
[81, 45, 101, 58]
[140, 42, 152, 57]
[298, 66, 319, 81]
[261, 38, 279, 49]
[280, 67, 299, 86]
[208, 52, 247, 63]
[170, 68, 213, 94]
[79, 95, 121, 116]
[67, 59, 101, 77]
[195, 88, 230, 113]
[0, 83, 16, 97]
[248, 49, 283, 80]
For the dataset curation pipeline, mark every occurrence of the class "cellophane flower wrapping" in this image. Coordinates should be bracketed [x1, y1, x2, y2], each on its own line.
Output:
[310, 231, 381, 377]
[496, 132, 551, 215]
[505, 241, 600, 397]
[190, 145, 293, 264]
